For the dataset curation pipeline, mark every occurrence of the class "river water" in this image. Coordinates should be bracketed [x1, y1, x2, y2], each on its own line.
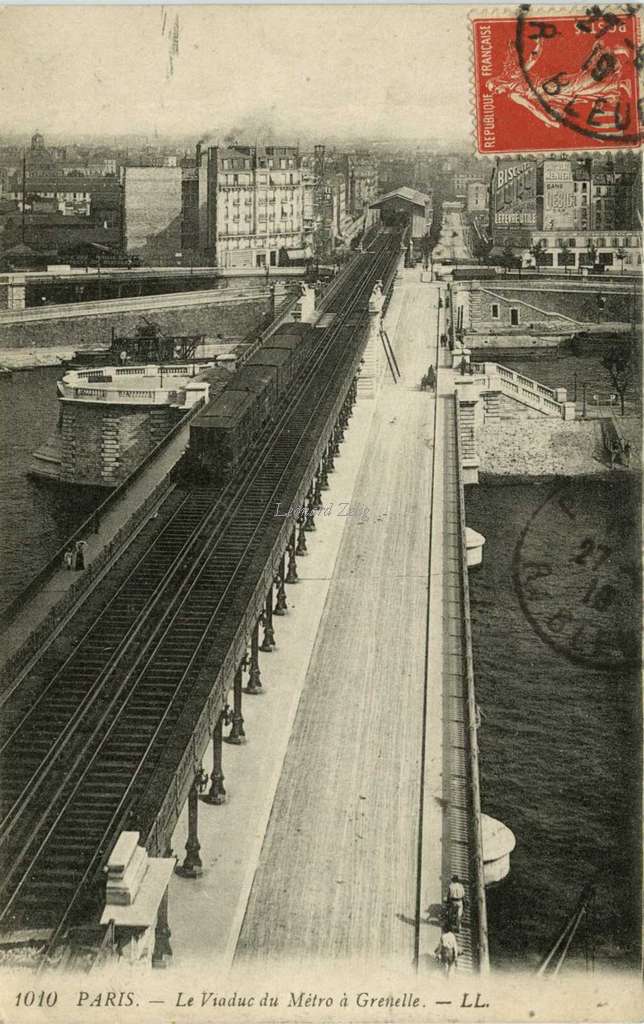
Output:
[466, 478, 641, 971]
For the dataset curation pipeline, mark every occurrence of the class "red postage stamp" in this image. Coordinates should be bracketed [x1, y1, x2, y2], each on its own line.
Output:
[473, 7, 642, 153]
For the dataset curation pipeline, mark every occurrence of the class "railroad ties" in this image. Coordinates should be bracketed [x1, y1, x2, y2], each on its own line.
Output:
[0, 232, 404, 960]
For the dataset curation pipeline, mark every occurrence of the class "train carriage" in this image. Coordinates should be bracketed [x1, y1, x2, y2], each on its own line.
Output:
[189, 390, 258, 481]
[267, 322, 316, 380]
[186, 319, 324, 486]
[246, 347, 294, 395]
[188, 363, 280, 482]
[232, 364, 281, 424]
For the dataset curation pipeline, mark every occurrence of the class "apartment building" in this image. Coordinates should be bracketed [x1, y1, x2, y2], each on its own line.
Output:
[192, 143, 304, 269]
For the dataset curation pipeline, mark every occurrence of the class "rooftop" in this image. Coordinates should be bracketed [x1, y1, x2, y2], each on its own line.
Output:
[370, 186, 432, 209]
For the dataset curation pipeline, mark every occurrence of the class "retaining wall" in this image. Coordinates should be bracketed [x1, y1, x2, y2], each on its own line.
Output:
[0, 296, 273, 353]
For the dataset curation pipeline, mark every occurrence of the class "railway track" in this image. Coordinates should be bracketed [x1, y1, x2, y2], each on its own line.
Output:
[0, 231, 403, 947]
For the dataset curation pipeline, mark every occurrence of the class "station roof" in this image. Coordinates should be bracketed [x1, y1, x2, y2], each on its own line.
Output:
[370, 186, 432, 210]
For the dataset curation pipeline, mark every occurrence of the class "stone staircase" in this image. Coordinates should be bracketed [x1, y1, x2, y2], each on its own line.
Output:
[494, 393, 557, 421]
[482, 391, 500, 421]
[458, 401, 478, 464]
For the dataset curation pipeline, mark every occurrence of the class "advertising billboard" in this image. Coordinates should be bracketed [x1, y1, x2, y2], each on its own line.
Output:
[492, 160, 537, 230]
[542, 160, 576, 231]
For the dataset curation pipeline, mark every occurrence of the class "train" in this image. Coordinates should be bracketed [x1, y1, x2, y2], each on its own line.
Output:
[182, 320, 315, 484]
[182, 229, 403, 487]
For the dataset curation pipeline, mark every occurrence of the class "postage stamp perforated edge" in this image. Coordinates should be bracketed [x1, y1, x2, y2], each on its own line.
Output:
[468, 3, 643, 157]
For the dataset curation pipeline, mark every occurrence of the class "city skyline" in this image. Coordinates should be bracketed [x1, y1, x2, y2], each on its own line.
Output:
[0, 5, 471, 144]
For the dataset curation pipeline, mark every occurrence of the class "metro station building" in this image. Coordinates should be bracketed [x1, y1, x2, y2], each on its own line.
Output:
[369, 186, 433, 259]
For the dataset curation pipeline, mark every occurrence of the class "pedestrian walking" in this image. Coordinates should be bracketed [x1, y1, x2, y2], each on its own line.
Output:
[63, 549, 74, 571]
[459, 357, 468, 376]
[435, 925, 459, 977]
[74, 539, 87, 571]
[440, 333, 447, 348]
[426, 365, 436, 391]
[446, 875, 466, 928]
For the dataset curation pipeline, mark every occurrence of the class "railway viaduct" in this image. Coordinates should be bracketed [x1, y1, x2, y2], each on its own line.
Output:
[0, 230, 499, 976]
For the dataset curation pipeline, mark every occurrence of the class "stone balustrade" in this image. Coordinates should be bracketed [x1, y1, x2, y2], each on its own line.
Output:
[467, 361, 575, 420]
[60, 364, 210, 407]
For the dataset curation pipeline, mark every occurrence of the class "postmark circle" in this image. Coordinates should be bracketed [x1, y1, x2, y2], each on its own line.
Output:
[513, 480, 640, 671]
[515, 6, 643, 147]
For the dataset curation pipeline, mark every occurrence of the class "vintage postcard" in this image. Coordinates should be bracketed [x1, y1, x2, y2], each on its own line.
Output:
[0, 4, 640, 1023]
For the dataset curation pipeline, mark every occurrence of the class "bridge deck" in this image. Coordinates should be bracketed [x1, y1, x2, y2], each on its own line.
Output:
[0, 237, 401, 944]
[234, 270, 475, 968]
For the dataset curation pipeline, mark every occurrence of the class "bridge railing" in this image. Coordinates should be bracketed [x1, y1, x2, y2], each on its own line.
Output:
[453, 395, 490, 974]
[469, 361, 568, 418]
[0, 399, 205, 688]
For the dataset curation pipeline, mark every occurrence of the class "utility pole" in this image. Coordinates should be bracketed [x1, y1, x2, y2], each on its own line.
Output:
[21, 149, 27, 244]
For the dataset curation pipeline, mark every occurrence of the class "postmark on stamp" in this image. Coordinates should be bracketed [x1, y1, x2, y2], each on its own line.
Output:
[513, 481, 640, 670]
[473, 6, 642, 153]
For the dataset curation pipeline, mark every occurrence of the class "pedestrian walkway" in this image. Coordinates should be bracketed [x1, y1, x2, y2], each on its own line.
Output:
[166, 381, 381, 969]
[231, 269, 442, 966]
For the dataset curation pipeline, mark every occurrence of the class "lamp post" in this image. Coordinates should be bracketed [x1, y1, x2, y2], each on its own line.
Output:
[595, 292, 605, 324]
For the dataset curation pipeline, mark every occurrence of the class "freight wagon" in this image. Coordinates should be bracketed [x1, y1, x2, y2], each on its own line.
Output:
[184, 319, 321, 485]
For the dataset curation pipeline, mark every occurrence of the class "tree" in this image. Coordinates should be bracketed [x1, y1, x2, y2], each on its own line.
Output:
[559, 241, 573, 274]
[420, 232, 432, 269]
[601, 342, 634, 416]
[585, 241, 598, 270]
[502, 240, 516, 274]
[615, 246, 627, 274]
[530, 239, 546, 272]
[473, 235, 493, 264]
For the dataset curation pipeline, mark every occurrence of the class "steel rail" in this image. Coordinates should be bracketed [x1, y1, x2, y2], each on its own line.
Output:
[0, 488, 238, 866]
[0, 239, 384, 778]
[0, 244, 385, 879]
[0, 234, 399, 942]
[36, 233, 401, 949]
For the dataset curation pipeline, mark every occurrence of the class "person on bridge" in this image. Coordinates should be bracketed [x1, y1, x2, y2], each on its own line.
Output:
[440, 332, 447, 349]
[435, 925, 459, 977]
[446, 874, 465, 927]
[74, 539, 87, 571]
[459, 357, 468, 376]
[426, 365, 436, 391]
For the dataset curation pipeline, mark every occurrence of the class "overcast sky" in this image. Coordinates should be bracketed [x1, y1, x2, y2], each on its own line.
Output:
[0, 5, 472, 145]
